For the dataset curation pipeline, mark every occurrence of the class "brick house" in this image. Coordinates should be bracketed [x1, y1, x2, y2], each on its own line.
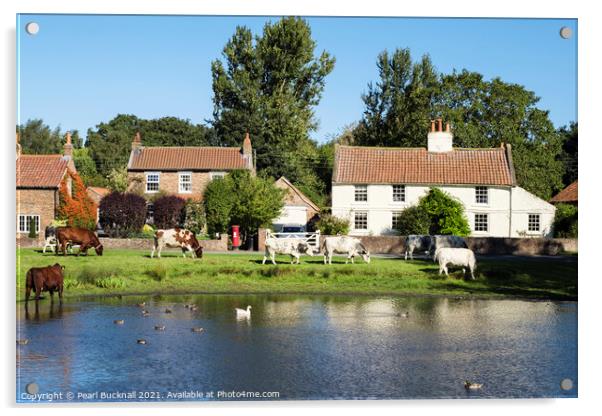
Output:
[331, 119, 556, 237]
[126, 132, 254, 206]
[272, 176, 320, 231]
[16, 132, 77, 243]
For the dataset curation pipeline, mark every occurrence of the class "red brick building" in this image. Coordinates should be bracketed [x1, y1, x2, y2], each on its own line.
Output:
[126, 132, 254, 199]
[16, 132, 77, 243]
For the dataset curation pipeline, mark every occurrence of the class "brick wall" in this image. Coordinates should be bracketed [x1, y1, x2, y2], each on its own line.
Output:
[97, 233, 229, 252]
[128, 171, 212, 199]
[257, 230, 577, 256]
[16, 188, 57, 243]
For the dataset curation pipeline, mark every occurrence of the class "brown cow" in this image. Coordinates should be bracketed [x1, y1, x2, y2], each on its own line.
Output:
[55, 227, 103, 256]
[25, 264, 64, 302]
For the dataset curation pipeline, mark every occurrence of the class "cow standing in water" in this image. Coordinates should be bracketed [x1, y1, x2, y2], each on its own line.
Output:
[55, 227, 103, 256]
[25, 264, 65, 302]
[151, 228, 203, 259]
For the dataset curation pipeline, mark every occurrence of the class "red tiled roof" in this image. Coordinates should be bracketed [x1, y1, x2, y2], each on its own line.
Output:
[87, 186, 111, 197]
[550, 180, 578, 203]
[333, 145, 515, 186]
[16, 155, 70, 188]
[275, 176, 321, 212]
[128, 147, 247, 171]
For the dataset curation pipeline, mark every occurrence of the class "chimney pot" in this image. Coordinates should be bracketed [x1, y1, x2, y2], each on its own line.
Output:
[132, 131, 142, 151]
[445, 122, 450, 133]
[437, 118, 443, 132]
[66, 131, 72, 145]
[430, 120, 436, 132]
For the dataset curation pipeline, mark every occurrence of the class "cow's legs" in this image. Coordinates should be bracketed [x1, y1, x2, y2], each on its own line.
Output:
[271, 253, 276, 265]
[157, 243, 163, 258]
[49, 289, 55, 303]
[328, 253, 332, 265]
[35, 286, 42, 301]
[150, 244, 156, 258]
[262, 250, 268, 265]
[25, 286, 32, 302]
[58, 284, 64, 302]
[182, 247, 187, 258]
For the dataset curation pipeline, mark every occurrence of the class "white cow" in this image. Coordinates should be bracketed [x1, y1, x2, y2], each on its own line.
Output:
[151, 228, 203, 259]
[429, 235, 468, 260]
[434, 247, 477, 280]
[262, 238, 313, 265]
[322, 236, 370, 265]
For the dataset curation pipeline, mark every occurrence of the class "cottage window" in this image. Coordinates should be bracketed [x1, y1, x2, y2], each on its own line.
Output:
[179, 172, 192, 193]
[354, 185, 368, 202]
[391, 211, 402, 230]
[354, 211, 368, 230]
[210, 172, 226, 180]
[475, 186, 489, 204]
[146, 203, 155, 224]
[18, 214, 40, 234]
[392, 185, 405, 202]
[474, 213, 488, 232]
[528, 214, 541, 232]
[146, 172, 160, 193]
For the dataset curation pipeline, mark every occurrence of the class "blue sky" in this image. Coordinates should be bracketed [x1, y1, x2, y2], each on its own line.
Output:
[17, 14, 577, 143]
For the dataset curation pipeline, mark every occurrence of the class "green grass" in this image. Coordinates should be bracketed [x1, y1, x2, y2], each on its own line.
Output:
[16, 248, 577, 301]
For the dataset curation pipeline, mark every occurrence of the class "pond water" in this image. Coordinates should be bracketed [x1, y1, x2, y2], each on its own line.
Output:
[16, 294, 577, 402]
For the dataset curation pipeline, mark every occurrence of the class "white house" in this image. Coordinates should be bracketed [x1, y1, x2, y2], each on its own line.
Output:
[331, 119, 556, 237]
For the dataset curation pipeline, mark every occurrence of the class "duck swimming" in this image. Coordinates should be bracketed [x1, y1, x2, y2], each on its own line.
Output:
[113, 319, 125, 325]
[154, 325, 166, 331]
[137, 339, 147, 345]
[464, 381, 483, 390]
[191, 327, 204, 333]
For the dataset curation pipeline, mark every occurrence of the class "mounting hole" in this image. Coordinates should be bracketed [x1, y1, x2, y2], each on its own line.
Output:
[25, 383, 39, 394]
[559, 27, 572, 39]
[560, 378, 574, 391]
[25, 22, 39, 36]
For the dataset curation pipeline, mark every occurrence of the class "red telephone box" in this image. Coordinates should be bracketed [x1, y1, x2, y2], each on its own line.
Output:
[231, 225, 240, 249]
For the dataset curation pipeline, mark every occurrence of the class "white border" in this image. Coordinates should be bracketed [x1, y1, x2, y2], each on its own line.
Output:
[2, 1, 599, 416]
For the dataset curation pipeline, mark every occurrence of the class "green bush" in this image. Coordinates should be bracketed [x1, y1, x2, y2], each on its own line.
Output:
[553, 203, 578, 238]
[184, 199, 206, 235]
[419, 188, 471, 236]
[27, 217, 38, 239]
[315, 213, 350, 235]
[394, 205, 430, 235]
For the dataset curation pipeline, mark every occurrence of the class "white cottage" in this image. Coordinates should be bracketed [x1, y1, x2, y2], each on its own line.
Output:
[331, 120, 555, 237]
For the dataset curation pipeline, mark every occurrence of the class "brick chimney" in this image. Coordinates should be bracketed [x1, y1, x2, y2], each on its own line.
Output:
[427, 118, 453, 152]
[16, 132, 21, 160]
[63, 131, 73, 158]
[132, 131, 142, 151]
[241, 132, 254, 171]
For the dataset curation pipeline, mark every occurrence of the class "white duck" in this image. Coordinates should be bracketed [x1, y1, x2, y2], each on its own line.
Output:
[235, 305, 252, 319]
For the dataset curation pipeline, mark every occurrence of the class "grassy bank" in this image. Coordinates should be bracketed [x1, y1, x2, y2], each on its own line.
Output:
[16, 248, 577, 301]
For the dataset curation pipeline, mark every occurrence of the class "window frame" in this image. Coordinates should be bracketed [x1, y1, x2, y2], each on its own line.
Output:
[354, 185, 368, 202]
[528, 213, 541, 232]
[354, 211, 368, 230]
[17, 214, 40, 234]
[210, 171, 226, 181]
[474, 213, 489, 233]
[391, 211, 402, 230]
[178, 171, 193, 194]
[475, 186, 489, 204]
[145, 171, 160, 193]
[392, 184, 406, 202]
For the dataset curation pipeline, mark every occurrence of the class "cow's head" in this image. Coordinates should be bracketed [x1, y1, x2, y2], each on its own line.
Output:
[362, 251, 371, 264]
[53, 263, 65, 272]
[95, 244, 104, 256]
[298, 243, 313, 256]
[191, 235, 203, 259]
[194, 245, 204, 259]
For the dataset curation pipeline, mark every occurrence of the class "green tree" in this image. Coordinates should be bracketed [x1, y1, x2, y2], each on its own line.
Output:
[72, 148, 99, 185]
[354, 49, 438, 147]
[107, 166, 129, 193]
[314, 213, 350, 235]
[203, 170, 285, 242]
[183, 200, 207, 236]
[393, 205, 431, 235]
[553, 203, 578, 238]
[211, 17, 335, 202]
[204, 177, 235, 236]
[559, 122, 578, 186]
[17, 119, 63, 154]
[419, 188, 471, 236]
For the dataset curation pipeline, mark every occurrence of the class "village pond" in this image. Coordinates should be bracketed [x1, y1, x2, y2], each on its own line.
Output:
[16, 294, 577, 401]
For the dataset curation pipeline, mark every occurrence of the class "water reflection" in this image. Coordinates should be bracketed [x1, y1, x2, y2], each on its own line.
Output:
[16, 294, 577, 401]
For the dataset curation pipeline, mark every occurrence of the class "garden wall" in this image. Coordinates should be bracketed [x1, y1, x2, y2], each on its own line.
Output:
[16, 234, 229, 252]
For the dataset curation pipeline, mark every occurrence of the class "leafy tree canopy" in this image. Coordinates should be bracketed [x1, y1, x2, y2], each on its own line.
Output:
[418, 188, 471, 236]
[558, 122, 578, 186]
[17, 119, 82, 154]
[203, 170, 285, 241]
[211, 17, 335, 204]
